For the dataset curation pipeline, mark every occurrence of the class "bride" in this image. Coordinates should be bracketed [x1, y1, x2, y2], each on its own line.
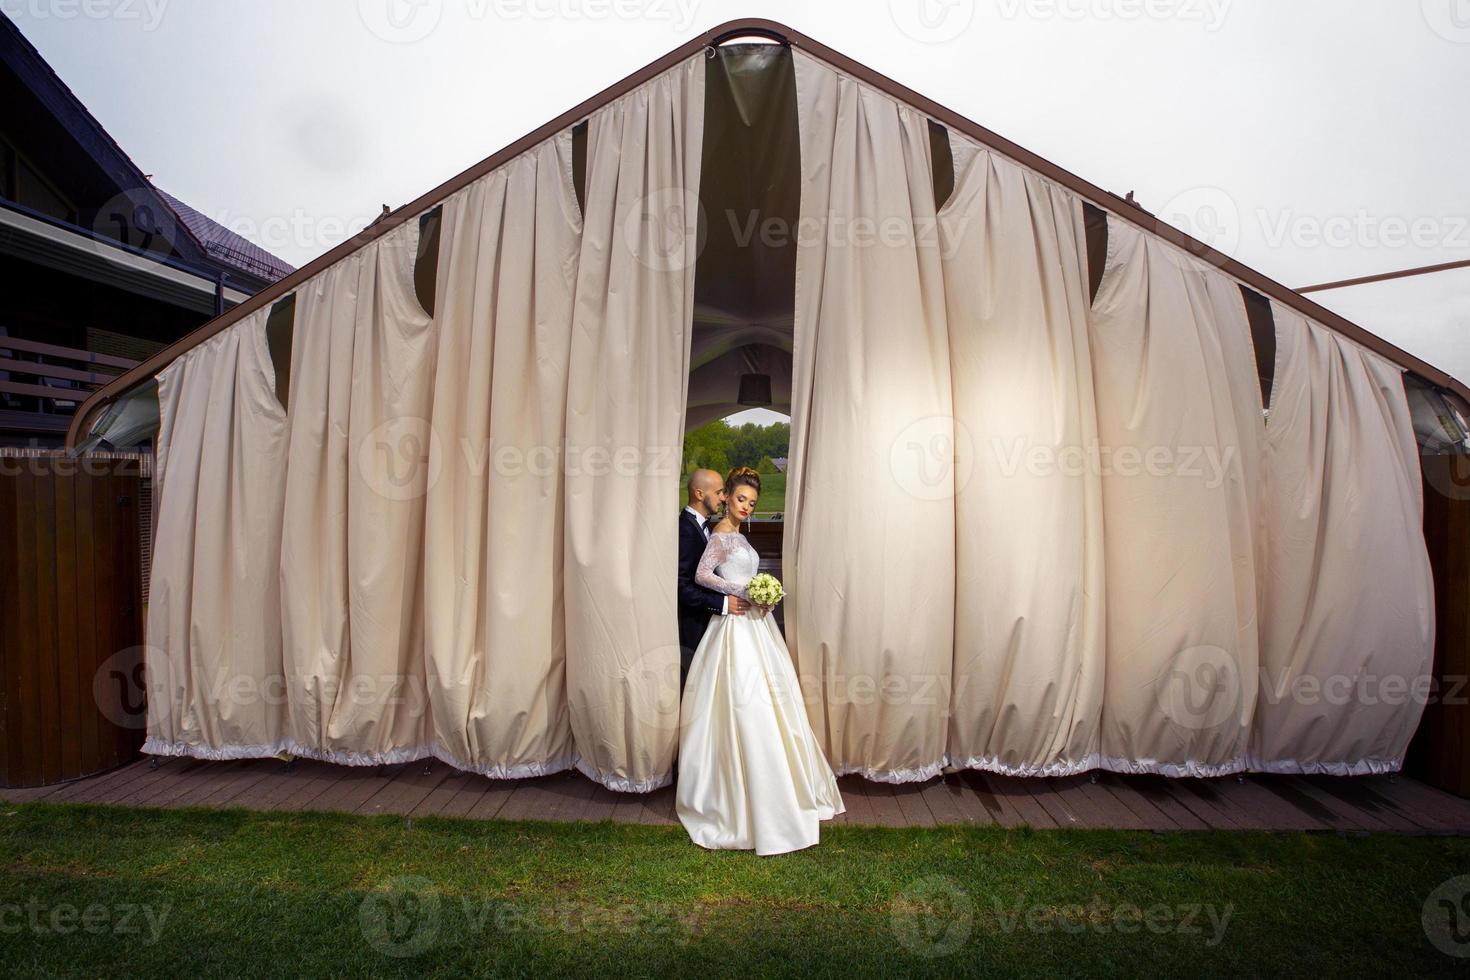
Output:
[676, 466, 845, 855]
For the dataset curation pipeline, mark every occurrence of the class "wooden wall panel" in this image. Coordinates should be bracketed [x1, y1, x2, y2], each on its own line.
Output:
[1408, 454, 1470, 797]
[0, 455, 145, 787]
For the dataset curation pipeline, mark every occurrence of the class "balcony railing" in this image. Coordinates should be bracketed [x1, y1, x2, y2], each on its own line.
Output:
[0, 334, 138, 437]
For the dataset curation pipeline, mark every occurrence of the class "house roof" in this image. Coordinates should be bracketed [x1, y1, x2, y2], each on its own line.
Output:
[155, 188, 295, 284]
[64, 17, 1470, 448]
[2, 12, 292, 293]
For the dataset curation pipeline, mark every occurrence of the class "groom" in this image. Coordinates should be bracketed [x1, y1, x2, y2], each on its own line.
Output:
[677, 468, 750, 695]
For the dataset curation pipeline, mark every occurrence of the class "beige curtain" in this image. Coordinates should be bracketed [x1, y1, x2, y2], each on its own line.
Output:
[1252, 304, 1435, 773]
[562, 59, 705, 792]
[141, 53, 1437, 786]
[785, 51, 955, 782]
[141, 57, 706, 787]
[1089, 218, 1263, 775]
[278, 218, 436, 763]
[421, 135, 583, 777]
[939, 135, 1106, 776]
[144, 307, 289, 757]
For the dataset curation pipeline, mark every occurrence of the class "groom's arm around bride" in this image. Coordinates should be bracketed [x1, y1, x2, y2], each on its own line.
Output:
[676, 469, 750, 693]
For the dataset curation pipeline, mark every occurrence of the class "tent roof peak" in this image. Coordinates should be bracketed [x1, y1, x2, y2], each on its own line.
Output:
[64, 17, 1470, 448]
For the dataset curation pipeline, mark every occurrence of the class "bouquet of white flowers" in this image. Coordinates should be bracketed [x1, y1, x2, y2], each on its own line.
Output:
[746, 572, 785, 609]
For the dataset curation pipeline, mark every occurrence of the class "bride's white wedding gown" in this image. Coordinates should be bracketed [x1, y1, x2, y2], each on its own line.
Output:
[676, 530, 844, 855]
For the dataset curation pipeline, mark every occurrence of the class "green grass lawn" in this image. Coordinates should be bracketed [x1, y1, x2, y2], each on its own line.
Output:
[1, 804, 1468, 977]
[752, 471, 785, 514]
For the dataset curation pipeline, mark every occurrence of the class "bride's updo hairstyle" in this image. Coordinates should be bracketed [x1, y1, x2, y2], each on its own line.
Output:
[726, 466, 761, 496]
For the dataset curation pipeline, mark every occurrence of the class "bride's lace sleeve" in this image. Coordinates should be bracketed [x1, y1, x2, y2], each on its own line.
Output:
[694, 535, 746, 597]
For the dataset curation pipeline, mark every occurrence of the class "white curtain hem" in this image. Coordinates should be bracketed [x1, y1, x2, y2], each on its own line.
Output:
[144, 738, 1407, 786]
[832, 753, 1289, 780]
[833, 759, 947, 784]
[572, 757, 672, 793]
[1243, 755, 1404, 777]
[949, 753, 1104, 778]
[835, 754, 1247, 781]
[141, 736, 582, 781]
[1098, 755, 1248, 778]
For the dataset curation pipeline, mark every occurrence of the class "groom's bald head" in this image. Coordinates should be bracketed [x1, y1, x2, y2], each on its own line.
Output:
[687, 468, 726, 516]
[688, 468, 723, 500]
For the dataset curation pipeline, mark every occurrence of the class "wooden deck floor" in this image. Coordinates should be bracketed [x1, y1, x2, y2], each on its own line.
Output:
[6, 758, 1470, 834]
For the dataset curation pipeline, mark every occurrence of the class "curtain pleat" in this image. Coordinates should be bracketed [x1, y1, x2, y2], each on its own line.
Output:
[562, 59, 705, 792]
[1251, 304, 1434, 773]
[785, 51, 956, 782]
[421, 135, 582, 777]
[939, 136, 1106, 776]
[278, 218, 436, 763]
[144, 308, 289, 757]
[1089, 218, 1263, 775]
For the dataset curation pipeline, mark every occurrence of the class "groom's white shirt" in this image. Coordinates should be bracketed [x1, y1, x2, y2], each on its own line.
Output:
[685, 505, 729, 615]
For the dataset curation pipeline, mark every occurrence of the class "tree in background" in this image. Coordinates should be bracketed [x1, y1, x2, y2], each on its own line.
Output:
[683, 419, 735, 476]
[684, 418, 790, 477]
[730, 421, 790, 470]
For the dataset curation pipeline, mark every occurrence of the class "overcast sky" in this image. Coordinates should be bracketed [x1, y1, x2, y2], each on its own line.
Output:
[11, 0, 1470, 390]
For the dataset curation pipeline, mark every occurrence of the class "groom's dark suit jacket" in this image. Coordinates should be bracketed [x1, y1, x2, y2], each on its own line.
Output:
[677, 509, 725, 692]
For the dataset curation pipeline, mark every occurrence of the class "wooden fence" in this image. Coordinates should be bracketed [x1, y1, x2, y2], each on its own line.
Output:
[1408, 454, 1470, 797]
[0, 451, 146, 787]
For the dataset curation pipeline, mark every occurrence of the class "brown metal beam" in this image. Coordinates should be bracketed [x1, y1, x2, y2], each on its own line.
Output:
[1298, 257, 1470, 295]
[64, 17, 1470, 447]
